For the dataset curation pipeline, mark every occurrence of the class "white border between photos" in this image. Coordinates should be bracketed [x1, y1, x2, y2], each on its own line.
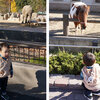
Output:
[46, 0, 49, 100]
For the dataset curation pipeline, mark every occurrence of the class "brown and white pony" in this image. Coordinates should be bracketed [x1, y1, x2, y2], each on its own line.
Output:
[70, 2, 90, 33]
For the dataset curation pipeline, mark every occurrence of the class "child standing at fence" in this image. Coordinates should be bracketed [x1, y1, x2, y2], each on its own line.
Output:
[81, 52, 100, 100]
[0, 43, 13, 100]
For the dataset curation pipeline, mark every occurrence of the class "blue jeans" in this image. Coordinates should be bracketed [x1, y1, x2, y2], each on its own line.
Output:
[82, 83, 100, 96]
[0, 77, 8, 94]
[82, 83, 93, 97]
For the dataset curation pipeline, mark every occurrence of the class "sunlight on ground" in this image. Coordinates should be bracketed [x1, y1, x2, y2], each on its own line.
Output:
[50, 13, 100, 37]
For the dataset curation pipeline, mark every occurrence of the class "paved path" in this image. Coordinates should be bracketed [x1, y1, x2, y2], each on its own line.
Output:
[49, 75, 100, 100]
[8, 62, 46, 100]
[49, 75, 82, 89]
[8, 91, 44, 100]
[50, 88, 100, 100]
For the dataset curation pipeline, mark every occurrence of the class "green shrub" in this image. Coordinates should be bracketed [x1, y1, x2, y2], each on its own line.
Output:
[15, 0, 46, 12]
[25, 57, 46, 66]
[29, 57, 46, 65]
[94, 52, 100, 65]
[49, 50, 100, 75]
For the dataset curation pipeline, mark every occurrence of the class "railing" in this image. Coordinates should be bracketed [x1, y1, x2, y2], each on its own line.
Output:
[0, 40, 46, 66]
[49, 44, 100, 48]
[49, 44, 100, 53]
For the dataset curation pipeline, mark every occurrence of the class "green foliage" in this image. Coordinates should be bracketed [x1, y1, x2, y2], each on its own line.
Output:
[15, 0, 46, 12]
[0, 0, 9, 13]
[0, 0, 46, 13]
[26, 57, 46, 66]
[15, 0, 28, 10]
[94, 52, 100, 65]
[49, 50, 100, 75]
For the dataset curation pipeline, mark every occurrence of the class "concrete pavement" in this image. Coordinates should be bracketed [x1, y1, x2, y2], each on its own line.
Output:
[49, 74, 100, 100]
[8, 62, 46, 100]
[7, 91, 44, 100]
[50, 88, 100, 100]
[49, 74, 82, 89]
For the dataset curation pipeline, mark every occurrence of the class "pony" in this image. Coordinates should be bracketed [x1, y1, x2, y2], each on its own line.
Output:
[22, 5, 33, 23]
[70, 2, 90, 33]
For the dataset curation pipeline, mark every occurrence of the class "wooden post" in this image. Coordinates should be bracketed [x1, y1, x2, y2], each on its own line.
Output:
[63, 14, 69, 36]
[9, 0, 11, 13]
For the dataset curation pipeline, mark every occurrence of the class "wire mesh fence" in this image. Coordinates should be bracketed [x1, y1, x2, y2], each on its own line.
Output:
[0, 40, 46, 66]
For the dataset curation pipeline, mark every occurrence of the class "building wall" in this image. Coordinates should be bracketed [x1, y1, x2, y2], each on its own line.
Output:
[49, 0, 100, 12]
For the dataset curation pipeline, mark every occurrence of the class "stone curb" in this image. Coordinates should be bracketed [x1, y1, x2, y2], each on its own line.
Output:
[49, 74, 84, 89]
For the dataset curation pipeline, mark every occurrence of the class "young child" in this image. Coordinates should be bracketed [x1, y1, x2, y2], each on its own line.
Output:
[81, 52, 100, 100]
[0, 43, 13, 100]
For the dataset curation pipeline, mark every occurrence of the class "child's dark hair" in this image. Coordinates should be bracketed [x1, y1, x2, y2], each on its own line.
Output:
[83, 52, 95, 66]
[0, 43, 9, 51]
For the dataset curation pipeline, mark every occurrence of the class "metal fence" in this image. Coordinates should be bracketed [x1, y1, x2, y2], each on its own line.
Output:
[0, 40, 46, 66]
[49, 44, 100, 53]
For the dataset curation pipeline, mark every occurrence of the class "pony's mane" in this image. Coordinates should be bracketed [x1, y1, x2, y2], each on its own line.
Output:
[76, 5, 88, 16]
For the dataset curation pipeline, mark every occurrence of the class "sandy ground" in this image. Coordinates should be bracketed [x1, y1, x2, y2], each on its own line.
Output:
[49, 13, 100, 37]
[0, 19, 46, 33]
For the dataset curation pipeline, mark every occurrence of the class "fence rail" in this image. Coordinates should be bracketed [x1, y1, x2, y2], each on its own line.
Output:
[49, 44, 100, 48]
[49, 44, 100, 53]
[0, 40, 46, 66]
[50, 13, 100, 36]
[50, 17, 100, 23]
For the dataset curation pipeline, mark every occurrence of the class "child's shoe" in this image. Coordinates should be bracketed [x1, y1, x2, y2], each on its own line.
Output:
[84, 92, 93, 100]
[1, 92, 9, 100]
[93, 90, 100, 96]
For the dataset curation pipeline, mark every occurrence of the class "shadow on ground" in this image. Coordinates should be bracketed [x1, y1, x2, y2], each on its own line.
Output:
[8, 91, 44, 100]
[50, 29, 100, 38]
[50, 88, 100, 100]
[49, 29, 64, 36]
[8, 70, 46, 100]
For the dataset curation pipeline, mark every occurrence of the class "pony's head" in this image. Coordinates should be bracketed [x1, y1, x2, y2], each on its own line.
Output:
[76, 5, 90, 30]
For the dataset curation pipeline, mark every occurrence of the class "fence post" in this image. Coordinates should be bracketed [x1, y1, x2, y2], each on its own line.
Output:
[63, 14, 69, 36]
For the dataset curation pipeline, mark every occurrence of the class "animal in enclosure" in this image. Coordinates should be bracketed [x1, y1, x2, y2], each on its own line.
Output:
[31, 13, 38, 20]
[22, 5, 33, 23]
[3, 13, 9, 20]
[7, 13, 20, 21]
[0, 13, 3, 20]
[70, 2, 90, 32]
[6, 13, 11, 18]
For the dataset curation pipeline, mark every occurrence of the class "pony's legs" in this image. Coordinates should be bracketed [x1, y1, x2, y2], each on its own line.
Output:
[22, 15, 24, 23]
[81, 29, 86, 36]
[75, 27, 77, 35]
[27, 13, 32, 23]
[78, 24, 81, 29]
[81, 24, 86, 35]
[25, 16, 27, 23]
[81, 29, 83, 35]
[74, 22, 80, 35]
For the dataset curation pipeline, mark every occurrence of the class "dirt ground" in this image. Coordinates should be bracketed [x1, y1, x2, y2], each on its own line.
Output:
[0, 19, 46, 33]
[49, 13, 100, 37]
